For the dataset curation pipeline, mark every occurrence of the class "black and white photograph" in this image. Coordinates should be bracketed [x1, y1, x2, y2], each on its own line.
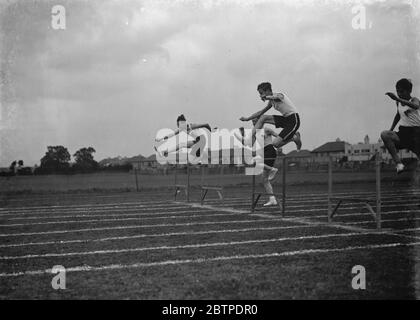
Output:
[0, 0, 419, 303]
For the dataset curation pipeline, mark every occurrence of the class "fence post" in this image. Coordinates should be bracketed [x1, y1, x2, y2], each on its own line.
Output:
[328, 156, 333, 222]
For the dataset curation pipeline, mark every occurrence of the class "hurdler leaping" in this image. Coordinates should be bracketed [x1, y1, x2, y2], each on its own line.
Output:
[381, 78, 420, 174]
[239, 82, 302, 151]
[235, 119, 282, 207]
[155, 114, 212, 158]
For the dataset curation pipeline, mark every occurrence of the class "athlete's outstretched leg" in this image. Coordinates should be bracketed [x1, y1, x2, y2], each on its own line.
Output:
[155, 139, 195, 157]
[190, 123, 212, 132]
[381, 130, 404, 173]
[272, 132, 301, 150]
[262, 169, 277, 207]
[250, 115, 275, 146]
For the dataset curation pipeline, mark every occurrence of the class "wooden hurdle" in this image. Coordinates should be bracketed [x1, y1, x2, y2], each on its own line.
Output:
[200, 164, 224, 205]
[327, 152, 382, 229]
[174, 161, 190, 202]
[251, 157, 287, 216]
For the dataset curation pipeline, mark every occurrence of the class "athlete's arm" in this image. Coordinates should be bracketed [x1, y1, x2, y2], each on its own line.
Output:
[390, 113, 401, 131]
[189, 123, 211, 131]
[240, 102, 273, 122]
[155, 128, 181, 142]
[264, 93, 284, 101]
[386, 93, 420, 110]
[398, 97, 420, 110]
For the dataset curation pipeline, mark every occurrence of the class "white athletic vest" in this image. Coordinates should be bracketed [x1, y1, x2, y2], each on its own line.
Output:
[397, 98, 420, 127]
[271, 92, 298, 116]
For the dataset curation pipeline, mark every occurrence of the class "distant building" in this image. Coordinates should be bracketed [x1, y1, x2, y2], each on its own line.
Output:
[311, 139, 351, 162]
[347, 135, 381, 162]
[100, 155, 145, 168]
[128, 155, 158, 171]
[347, 135, 417, 163]
[138, 154, 158, 170]
[286, 150, 313, 166]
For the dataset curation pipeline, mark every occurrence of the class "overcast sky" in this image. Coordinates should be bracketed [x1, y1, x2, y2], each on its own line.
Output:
[0, 0, 419, 166]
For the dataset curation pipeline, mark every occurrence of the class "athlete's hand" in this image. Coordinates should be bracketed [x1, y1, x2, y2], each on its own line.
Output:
[155, 136, 168, 142]
[386, 92, 398, 101]
[239, 117, 249, 122]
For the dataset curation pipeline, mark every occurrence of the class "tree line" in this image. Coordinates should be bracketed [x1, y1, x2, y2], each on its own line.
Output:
[1, 146, 132, 176]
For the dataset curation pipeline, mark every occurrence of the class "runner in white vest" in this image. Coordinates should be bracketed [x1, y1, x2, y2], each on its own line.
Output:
[381, 78, 420, 173]
[239, 82, 302, 150]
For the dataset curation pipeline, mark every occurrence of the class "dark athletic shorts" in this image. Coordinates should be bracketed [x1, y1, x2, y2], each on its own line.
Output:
[395, 126, 420, 155]
[273, 113, 300, 140]
[264, 144, 277, 167]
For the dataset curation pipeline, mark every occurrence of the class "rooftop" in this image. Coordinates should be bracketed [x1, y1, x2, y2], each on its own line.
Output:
[312, 141, 349, 153]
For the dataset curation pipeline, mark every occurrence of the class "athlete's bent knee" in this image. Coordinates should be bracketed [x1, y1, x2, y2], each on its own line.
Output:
[258, 115, 270, 123]
[273, 139, 284, 148]
[381, 130, 392, 141]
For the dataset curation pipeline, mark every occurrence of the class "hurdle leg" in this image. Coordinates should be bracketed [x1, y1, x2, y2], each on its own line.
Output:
[200, 164, 206, 206]
[174, 165, 178, 200]
[331, 200, 342, 219]
[251, 174, 256, 213]
[186, 161, 190, 203]
[134, 168, 139, 192]
[328, 157, 333, 222]
[282, 157, 287, 217]
[217, 190, 223, 201]
[201, 189, 208, 206]
[174, 187, 180, 201]
[252, 194, 262, 212]
[365, 203, 377, 220]
[376, 153, 382, 230]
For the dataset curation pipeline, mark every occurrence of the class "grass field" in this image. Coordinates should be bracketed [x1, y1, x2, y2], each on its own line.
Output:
[0, 167, 417, 194]
[0, 175, 419, 299]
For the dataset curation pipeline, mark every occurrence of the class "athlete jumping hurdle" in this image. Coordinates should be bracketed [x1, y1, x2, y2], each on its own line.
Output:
[235, 120, 282, 207]
[155, 114, 212, 158]
[239, 82, 302, 151]
[381, 78, 420, 173]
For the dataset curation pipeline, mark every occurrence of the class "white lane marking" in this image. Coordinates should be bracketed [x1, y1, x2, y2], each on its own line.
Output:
[2, 241, 420, 277]
[1, 189, 418, 213]
[0, 212, 240, 227]
[2, 196, 418, 220]
[0, 218, 283, 237]
[0, 224, 321, 248]
[3, 209, 215, 221]
[0, 230, 398, 260]
[0, 204, 194, 217]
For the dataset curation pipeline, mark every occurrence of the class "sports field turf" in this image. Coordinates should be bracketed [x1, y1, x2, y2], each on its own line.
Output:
[0, 181, 419, 299]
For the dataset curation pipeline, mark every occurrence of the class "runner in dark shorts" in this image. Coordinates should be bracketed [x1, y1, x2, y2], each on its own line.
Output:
[273, 113, 301, 141]
[264, 144, 277, 168]
[240, 82, 302, 150]
[395, 126, 420, 155]
[381, 78, 420, 173]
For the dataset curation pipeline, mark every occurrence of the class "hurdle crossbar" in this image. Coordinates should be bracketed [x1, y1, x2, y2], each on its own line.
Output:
[200, 164, 224, 205]
[327, 153, 382, 229]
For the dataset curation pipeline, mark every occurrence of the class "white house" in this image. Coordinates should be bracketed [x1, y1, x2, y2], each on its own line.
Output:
[347, 135, 417, 163]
